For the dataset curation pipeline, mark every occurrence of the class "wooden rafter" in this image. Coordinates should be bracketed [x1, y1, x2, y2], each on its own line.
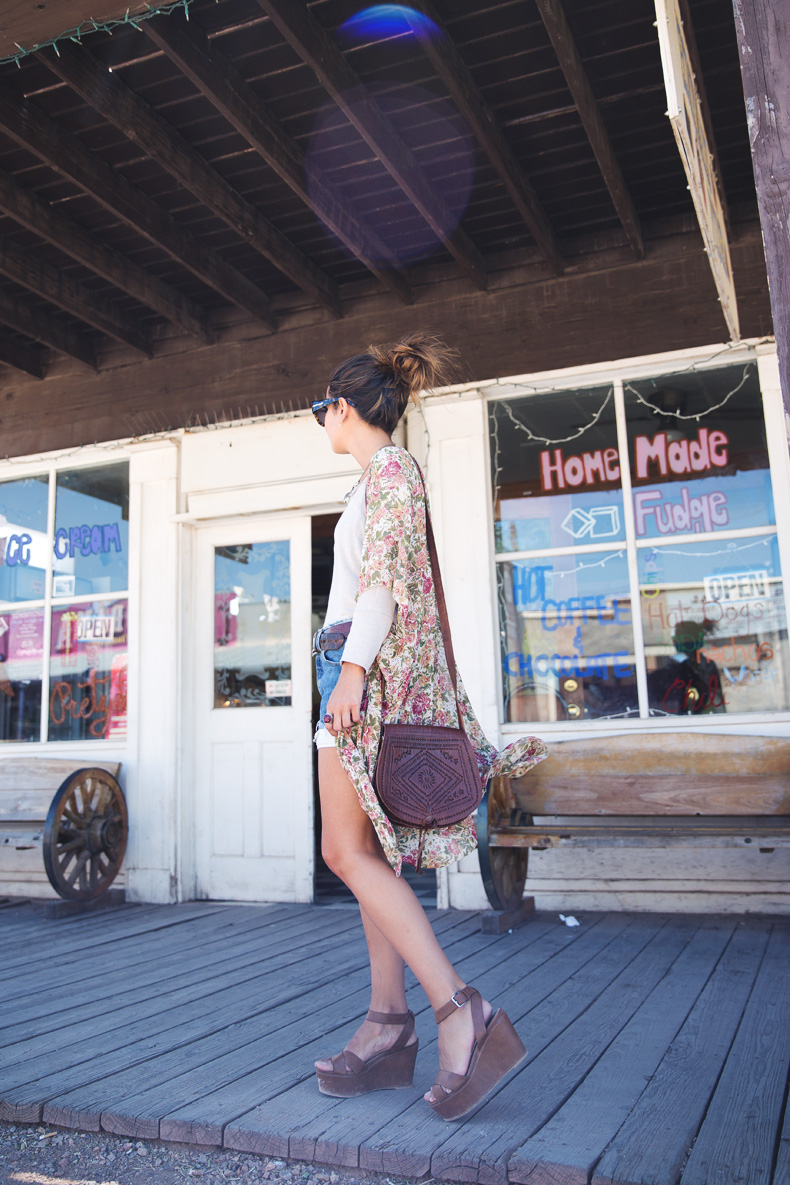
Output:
[0, 332, 45, 379]
[406, 2, 562, 274]
[677, 0, 729, 231]
[257, 0, 487, 290]
[0, 288, 96, 370]
[42, 42, 342, 318]
[144, 14, 412, 306]
[0, 169, 213, 344]
[0, 3, 151, 61]
[534, 0, 644, 258]
[0, 235, 152, 355]
[0, 83, 277, 330]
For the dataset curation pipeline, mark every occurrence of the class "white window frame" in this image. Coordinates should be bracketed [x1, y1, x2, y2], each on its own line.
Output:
[482, 339, 790, 733]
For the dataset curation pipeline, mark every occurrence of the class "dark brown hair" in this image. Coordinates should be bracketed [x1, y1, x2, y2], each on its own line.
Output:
[327, 333, 458, 434]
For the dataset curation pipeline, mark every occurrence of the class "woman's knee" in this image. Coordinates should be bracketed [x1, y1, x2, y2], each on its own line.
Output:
[321, 831, 375, 883]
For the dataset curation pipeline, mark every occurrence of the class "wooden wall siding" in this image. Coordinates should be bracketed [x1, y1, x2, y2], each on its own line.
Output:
[0, 0, 765, 396]
[0, 224, 773, 459]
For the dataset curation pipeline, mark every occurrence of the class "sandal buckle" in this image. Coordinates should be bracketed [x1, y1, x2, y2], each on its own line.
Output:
[451, 990, 467, 1009]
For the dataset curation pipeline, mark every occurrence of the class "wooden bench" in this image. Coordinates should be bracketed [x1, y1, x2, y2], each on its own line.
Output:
[0, 760, 127, 902]
[477, 734, 790, 932]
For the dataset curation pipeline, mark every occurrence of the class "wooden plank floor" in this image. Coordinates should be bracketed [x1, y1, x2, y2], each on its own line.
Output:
[0, 901, 788, 1185]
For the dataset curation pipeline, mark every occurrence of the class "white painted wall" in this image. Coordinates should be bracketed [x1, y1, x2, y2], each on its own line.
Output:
[3, 339, 788, 914]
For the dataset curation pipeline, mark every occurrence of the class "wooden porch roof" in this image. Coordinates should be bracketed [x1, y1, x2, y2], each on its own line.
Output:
[0, 0, 773, 456]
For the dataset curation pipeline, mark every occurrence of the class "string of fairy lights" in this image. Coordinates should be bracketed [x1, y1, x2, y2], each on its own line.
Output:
[0, 0, 193, 70]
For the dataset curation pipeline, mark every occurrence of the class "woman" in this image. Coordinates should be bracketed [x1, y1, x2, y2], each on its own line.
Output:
[312, 334, 547, 1120]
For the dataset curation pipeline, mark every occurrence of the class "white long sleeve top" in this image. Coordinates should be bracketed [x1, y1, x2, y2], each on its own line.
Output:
[323, 478, 396, 671]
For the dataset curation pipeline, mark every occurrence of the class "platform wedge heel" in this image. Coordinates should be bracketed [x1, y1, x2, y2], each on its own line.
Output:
[427, 986, 526, 1121]
[316, 1009, 418, 1097]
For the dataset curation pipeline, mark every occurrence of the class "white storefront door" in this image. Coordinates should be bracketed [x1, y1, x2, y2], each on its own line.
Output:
[192, 515, 313, 902]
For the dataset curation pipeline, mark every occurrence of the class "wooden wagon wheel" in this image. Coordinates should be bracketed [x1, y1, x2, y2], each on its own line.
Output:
[43, 768, 128, 902]
[476, 775, 528, 911]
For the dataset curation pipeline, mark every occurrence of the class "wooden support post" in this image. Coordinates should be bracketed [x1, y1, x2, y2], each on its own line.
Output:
[481, 898, 536, 935]
[733, 0, 790, 419]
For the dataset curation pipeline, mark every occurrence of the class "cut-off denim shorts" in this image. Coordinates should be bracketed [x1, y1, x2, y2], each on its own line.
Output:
[314, 635, 345, 749]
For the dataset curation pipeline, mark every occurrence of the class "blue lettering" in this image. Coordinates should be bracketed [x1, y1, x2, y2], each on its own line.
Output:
[541, 599, 559, 631]
[612, 599, 632, 626]
[54, 528, 69, 559]
[5, 533, 32, 566]
[580, 596, 596, 621]
[533, 654, 550, 677]
[613, 652, 633, 678]
[80, 525, 92, 557]
[90, 525, 103, 555]
[505, 651, 522, 676]
[102, 523, 122, 553]
[68, 527, 81, 558]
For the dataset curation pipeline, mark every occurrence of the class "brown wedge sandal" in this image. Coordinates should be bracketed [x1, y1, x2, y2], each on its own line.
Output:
[427, 986, 526, 1121]
[316, 1009, 418, 1097]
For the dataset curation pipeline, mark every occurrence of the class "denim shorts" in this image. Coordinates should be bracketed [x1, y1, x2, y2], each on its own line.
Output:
[314, 637, 345, 748]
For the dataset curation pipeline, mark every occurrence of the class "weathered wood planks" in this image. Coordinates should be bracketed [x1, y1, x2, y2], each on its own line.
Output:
[0, 902, 787, 1184]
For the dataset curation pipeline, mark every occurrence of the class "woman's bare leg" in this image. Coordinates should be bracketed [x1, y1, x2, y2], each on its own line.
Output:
[314, 747, 492, 1098]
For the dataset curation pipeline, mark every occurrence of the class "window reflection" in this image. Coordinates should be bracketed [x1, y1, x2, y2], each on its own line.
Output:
[54, 464, 129, 598]
[498, 551, 638, 722]
[490, 386, 623, 554]
[639, 535, 789, 715]
[625, 364, 773, 539]
[0, 607, 44, 742]
[48, 600, 128, 740]
[0, 476, 49, 604]
[214, 542, 292, 708]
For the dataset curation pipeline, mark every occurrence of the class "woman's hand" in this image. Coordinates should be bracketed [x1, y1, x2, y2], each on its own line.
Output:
[324, 662, 366, 735]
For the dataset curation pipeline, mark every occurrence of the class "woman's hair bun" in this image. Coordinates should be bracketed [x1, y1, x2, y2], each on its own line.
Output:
[368, 332, 458, 409]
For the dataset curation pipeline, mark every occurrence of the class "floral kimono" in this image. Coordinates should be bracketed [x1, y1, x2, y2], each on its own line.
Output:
[336, 446, 547, 875]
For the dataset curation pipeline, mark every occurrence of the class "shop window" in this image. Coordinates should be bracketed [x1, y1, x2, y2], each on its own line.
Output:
[0, 463, 129, 743]
[214, 541, 292, 708]
[54, 466, 129, 598]
[491, 362, 789, 722]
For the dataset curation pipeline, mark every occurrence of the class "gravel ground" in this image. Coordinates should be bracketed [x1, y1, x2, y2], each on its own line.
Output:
[0, 1122, 425, 1185]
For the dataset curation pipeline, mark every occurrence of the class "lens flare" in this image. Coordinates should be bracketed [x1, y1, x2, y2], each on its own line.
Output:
[337, 6, 440, 44]
[306, 82, 476, 267]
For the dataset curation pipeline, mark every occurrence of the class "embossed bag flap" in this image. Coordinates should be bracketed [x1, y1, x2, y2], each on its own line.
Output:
[376, 723, 483, 829]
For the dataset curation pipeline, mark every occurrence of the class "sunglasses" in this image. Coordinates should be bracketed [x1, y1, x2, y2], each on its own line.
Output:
[311, 394, 355, 426]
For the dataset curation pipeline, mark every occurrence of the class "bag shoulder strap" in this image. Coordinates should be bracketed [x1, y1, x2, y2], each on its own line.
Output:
[413, 463, 465, 731]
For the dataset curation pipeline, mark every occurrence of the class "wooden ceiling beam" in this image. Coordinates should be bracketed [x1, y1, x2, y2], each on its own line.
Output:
[144, 14, 413, 306]
[0, 169, 213, 344]
[42, 42, 342, 318]
[677, 0, 729, 231]
[0, 332, 46, 380]
[0, 82, 277, 330]
[534, 0, 644, 258]
[257, 0, 487, 290]
[0, 234, 152, 355]
[405, 2, 562, 274]
[0, 288, 96, 370]
[0, 3, 150, 61]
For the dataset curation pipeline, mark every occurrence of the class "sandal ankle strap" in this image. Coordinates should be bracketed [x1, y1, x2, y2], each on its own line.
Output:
[366, 1009, 411, 1025]
[434, 986, 478, 1025]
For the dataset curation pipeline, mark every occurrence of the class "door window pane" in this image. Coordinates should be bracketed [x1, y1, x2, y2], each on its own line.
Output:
[0, 476, 49, 603]
[48, 600, 128, 740]
[498, 550, 637, 722]
[639, 535, 789, 715]
[214, 542, 292, 708]
[625, 363, 773, 538]
[0, 607, 44, 742]
[54, 464, 129, 598]
[490, 386, 623, 553]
